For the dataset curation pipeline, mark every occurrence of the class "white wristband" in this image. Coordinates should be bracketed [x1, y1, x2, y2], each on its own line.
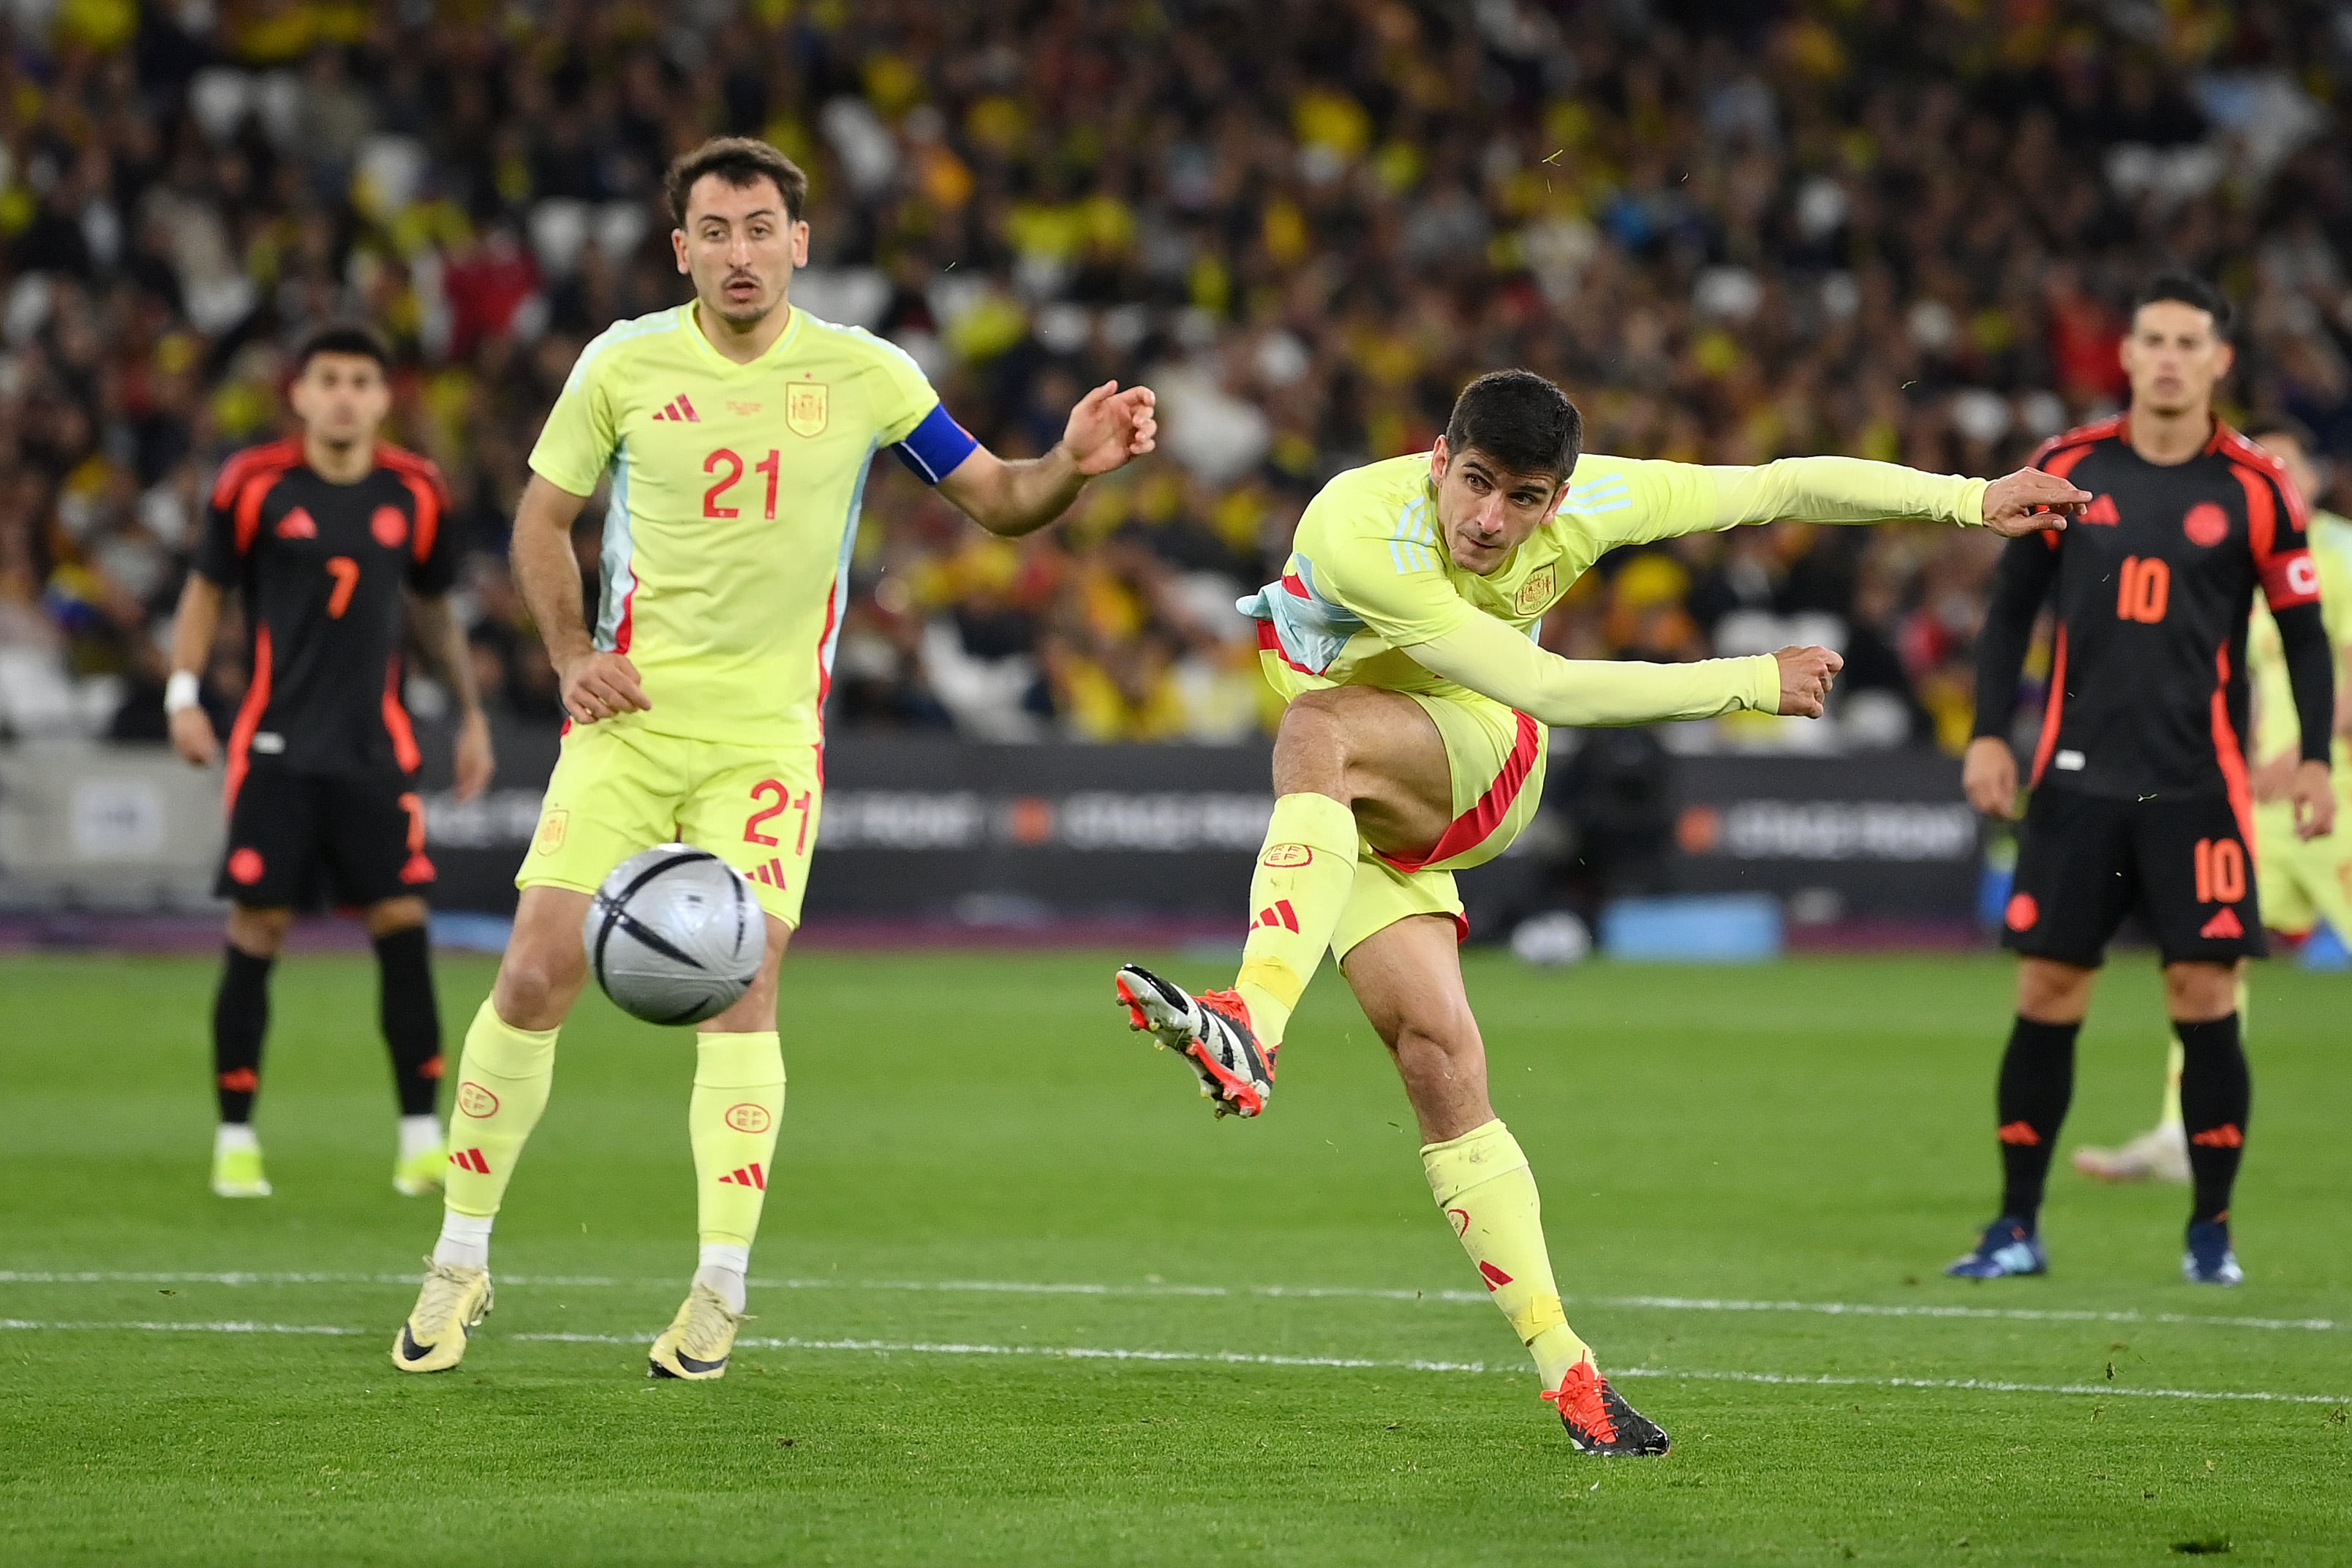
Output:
[164, 671, 202, 713]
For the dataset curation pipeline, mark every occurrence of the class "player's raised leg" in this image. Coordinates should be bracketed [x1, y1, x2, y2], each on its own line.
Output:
[1117, 685, 1450, 1117]
[366, 895, 451, 1196]
[2166, 960, 2250, 1285]
[1949, 957, 2093, 1278]
[649, 915, 790, 1381]
[1341, 911, 1667, 1455]
[210, 902, 292, 1197]
[391, 883, 585, 1372]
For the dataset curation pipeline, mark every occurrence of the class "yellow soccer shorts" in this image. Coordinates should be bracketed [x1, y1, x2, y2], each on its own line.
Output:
[1259, 658, 1548, 962]
[2253, 793, 2352, 940]
[519, 716, 823, 927]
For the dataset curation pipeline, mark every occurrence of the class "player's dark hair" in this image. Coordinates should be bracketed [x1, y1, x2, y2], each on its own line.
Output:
[2243, 413, 2317, 451]
[666, 136, 808, 227]
[2132, 271, 2233, 336]
[1444, 369, 1583, 482]
[293, 323, 391, 375]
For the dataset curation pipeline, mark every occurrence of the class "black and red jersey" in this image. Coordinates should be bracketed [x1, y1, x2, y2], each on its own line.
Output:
[192, 437, 458, 794]
[1976, 417, 2321, 809]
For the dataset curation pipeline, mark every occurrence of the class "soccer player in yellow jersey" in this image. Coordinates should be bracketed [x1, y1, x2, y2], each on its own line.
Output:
[393, 137, 1156, 1378]
[1114, 370, 2083, 1453]
[2075, 416, 2352, 1185]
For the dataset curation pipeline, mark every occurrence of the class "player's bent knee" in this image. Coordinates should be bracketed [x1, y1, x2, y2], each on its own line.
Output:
[1273, 690, 1355, 782]
[492, 913, 590, 1028]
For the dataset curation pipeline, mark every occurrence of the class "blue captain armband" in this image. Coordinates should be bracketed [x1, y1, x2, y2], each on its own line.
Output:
[889, 402, 980, 484]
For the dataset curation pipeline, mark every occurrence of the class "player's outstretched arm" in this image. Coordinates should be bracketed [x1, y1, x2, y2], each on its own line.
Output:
[410, 592, 496, 800]
[1404, 610, 1838, 728]
[511, 472, 647, 724]
[1705, 456, 2087, 538]
[164, 571, 225, 767]
[936, 380, 1156, 537]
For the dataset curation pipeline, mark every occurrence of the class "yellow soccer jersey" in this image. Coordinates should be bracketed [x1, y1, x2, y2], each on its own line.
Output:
[2247, 508, 2352, 772]
[530, 301, 977, 745]
[1241, 450, 1986, 725]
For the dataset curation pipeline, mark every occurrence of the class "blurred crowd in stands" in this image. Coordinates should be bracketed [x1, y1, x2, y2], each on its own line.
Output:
[4, 0, 2352, 752]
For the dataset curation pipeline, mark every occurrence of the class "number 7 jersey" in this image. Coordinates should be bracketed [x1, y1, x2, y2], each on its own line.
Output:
[529, 301, 977, 745]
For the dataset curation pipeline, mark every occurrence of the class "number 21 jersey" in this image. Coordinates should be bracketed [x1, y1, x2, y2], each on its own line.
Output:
[528, 301, 977, 746]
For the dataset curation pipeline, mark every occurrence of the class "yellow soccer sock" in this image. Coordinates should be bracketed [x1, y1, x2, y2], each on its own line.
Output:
[691, 1032, 785, 1248]
[1422, 1119, 1591, 1388]
[442, 998, 558, 1218]
[1232, 792, 1360, 1049]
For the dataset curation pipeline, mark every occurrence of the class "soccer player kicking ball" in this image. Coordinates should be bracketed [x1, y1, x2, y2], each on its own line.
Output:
[166, 325, 493, 1200]
[2071, 415, 2352, 1185]
[1956, 276, 2337, 1287]
[1114, 369, 2081, 1454]
[392, 137, 1155, 1379]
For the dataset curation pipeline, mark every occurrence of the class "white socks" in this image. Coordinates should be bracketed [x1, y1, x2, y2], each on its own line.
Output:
[428, 1214, 747, 1303]
[398, 1115, 442, 1159]
[214, 1123, 259, 1155]
[433, 1211, 494, 1271]
[696, 1242, 750, 1313]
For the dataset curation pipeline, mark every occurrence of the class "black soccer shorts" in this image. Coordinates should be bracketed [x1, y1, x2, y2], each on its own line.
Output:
[216, 762, 435, 908]
[2000, 785, 2264, 967]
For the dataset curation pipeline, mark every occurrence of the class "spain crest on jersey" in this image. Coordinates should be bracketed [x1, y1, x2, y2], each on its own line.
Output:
[1513, 562, 1557, 616]
[787, 382, 828, 437]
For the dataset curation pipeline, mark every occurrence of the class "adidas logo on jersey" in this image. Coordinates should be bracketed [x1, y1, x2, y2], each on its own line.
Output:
[652, 394, 702, 423]
[2079, 494, 2121, 526]
[2199, 907, 2244, 940]
[276, 507, 318, 538]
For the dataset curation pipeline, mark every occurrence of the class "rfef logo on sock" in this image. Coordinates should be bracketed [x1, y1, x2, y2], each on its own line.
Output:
[456, 1082, 500, 1118]
[1262, 844, 1314, 868]
[724, 1103, 772, 1134]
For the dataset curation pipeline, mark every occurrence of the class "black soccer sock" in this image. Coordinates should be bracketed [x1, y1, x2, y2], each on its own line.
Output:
[2175, 1014, 2250, 1226]
[374, 924, 444, 1117]
[212, 945, 274, 1123]
[1994, 1016, 2080, 1228]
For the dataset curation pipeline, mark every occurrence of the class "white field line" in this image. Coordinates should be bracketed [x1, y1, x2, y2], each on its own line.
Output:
[0, 1318, 363, 1335]
[1, 1269, 2336, 1335]
[8, 1316, 2337, 1406]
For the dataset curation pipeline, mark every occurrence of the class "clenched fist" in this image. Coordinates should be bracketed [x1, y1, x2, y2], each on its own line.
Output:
[1774, 645, 1844, 718]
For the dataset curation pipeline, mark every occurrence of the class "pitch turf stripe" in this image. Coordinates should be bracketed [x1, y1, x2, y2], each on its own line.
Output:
[0, 1270, 2337, 1335]
[2, 1319, 2344, 1406]
[0, 1318, 364, 1335]
[509, 1331, 2352, 1405]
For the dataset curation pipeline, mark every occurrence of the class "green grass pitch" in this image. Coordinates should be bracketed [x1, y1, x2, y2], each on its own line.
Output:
[3, 948, 2348, 1565]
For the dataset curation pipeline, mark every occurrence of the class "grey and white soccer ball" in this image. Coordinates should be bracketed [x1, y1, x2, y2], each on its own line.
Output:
[583, 845, 763, 1025]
